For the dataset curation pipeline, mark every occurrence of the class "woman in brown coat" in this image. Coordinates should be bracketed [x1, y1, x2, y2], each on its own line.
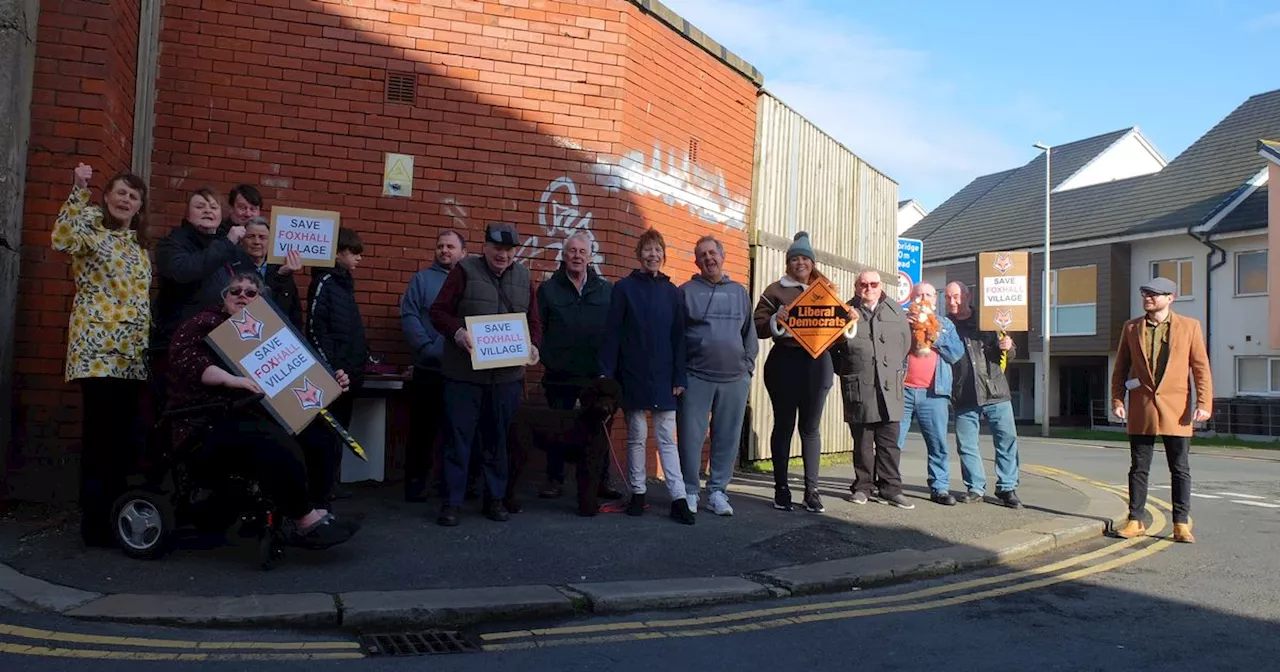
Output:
[1110, 277, 1212, 543]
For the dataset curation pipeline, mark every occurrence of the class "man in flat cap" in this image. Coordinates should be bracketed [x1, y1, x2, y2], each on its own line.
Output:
[1110, 276, 1211, 543]
[430, 223, 543, 526]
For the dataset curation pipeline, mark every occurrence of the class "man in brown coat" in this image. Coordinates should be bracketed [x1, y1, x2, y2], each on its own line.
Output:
[1110, 276, 1212, 543]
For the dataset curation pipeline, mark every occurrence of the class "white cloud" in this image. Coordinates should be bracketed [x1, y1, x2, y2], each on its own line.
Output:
[664, 0, 1036, 208]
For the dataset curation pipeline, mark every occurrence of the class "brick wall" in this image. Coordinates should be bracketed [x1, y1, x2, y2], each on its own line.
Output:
[6, 0, 760, 500]
[8, 0, 141, 500]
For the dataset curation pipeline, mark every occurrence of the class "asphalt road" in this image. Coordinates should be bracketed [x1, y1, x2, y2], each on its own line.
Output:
[3, 438, 1279, 671]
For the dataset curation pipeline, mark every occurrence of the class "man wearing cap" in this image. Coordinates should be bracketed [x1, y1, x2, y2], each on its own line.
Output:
[430, 223, 543, 526]
[1110, 276, 1211, 543]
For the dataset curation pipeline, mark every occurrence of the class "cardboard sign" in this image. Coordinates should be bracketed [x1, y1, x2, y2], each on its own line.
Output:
[205, 296, 344, 434]
[779, 277, 855, 359]
[978, 251, 1030, 332]
[465, 312, 533, 370]
[267, 206, 341, 268]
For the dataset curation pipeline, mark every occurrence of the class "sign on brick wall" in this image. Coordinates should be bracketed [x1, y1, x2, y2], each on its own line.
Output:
[268, 207, 340, 268]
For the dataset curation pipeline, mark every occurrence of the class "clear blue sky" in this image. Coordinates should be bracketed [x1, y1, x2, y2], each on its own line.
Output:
[664, 0, 1280, 209]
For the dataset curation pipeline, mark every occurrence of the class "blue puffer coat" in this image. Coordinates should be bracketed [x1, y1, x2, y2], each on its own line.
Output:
[600, 269, 687, 411]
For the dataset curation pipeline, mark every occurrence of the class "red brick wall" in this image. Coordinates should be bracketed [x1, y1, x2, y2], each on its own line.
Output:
[7, 0, 758, 500]
[7, 0, 142, 500]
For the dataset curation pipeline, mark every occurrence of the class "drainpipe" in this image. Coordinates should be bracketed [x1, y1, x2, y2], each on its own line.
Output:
[1186, 226, 1227, 362]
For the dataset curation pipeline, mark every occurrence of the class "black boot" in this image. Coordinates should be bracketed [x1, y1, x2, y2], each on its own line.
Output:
[626, 493, 645, 516]
[670, 499, 695, 525]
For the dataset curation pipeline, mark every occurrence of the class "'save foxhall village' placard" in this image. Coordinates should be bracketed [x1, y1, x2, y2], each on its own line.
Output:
[465, 312, 534, 370]
[268, 206, 341, 268]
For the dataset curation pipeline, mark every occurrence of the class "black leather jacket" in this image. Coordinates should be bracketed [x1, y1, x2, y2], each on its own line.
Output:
[952, 312, 1014, 410]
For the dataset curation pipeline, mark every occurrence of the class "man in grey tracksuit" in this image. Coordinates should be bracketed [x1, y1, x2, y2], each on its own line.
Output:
[400, 230, 466, 502]
[677, 236, 758, 516]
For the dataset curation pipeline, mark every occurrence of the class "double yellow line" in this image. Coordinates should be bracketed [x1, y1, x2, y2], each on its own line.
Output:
[481, 468, 1173, 651]
[0, 624, 362, 661]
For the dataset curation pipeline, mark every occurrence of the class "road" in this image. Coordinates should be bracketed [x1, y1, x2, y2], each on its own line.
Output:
[2, 438, 1278, 671]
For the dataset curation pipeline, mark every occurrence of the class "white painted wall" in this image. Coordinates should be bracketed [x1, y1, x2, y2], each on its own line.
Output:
[1128, 235, 1207, 323]
[1208, 233, 1273, 398]
[1056, 132, 1166, 192]
[898, 201, 927, 235]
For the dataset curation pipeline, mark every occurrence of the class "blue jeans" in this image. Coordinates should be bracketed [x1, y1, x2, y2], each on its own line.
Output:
[442, 380, 523, 507]
[954, 400, 1019, 494]
[677, 374, 750, 497]
[899, 386, 980, 495]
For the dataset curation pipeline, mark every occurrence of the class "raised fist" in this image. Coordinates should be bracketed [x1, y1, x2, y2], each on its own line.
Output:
[73, 163, 93, 189]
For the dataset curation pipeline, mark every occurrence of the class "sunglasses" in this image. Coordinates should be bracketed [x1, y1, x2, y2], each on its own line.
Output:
[1140, 290, 1171, 298]
[857, 281, 882, 288]
[227, 287, 259, 298]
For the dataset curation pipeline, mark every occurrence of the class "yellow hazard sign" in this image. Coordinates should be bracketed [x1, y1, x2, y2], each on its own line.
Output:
[382, 152, 414, 198]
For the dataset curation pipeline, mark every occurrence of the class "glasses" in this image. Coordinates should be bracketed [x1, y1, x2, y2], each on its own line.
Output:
[227, 287, 259, 298]
[857, 281, 881, 288]
[1140, 290, 1170, 298]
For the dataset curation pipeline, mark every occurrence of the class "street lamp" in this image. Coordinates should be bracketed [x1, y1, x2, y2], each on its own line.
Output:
[1034, 142, 1051, 438]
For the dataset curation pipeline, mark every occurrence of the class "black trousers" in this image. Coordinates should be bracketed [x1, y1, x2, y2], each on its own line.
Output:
[542, 382, 612, 484]
[1128, 434, 1192, 524]
[78, 378, 147, 543]
[298, 385, 358, 510]
[763, 347, 832, 492]
[850, 421, 903, 499]
[201, 415, 312, 518]
[405, 368, 447, 496]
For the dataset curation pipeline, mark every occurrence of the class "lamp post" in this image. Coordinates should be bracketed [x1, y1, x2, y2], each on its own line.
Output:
[1034, 142, 1051, 438]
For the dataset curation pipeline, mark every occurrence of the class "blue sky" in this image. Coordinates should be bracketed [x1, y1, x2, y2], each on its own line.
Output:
[663, 0, 1280, 210]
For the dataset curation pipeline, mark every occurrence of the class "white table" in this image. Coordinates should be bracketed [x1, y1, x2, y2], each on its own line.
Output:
[339, 378, 404, 483]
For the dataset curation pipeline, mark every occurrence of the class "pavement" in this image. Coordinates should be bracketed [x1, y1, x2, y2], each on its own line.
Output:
[0, 438, 1124, 631]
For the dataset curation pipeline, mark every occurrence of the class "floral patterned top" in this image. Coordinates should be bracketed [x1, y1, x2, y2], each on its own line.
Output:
[51, 185, 152, 382]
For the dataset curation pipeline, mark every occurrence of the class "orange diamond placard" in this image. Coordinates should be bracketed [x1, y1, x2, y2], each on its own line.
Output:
[780, 277, 856, 359]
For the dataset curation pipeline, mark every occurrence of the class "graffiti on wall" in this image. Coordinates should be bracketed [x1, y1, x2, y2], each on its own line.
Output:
[595, 142, 748, 230]
[440, 176, 603, 279]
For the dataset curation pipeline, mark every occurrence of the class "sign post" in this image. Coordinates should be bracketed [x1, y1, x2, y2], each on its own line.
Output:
[778, 277, 857, 359]
[268, 206, 341, 268]
[978, 251, 1030, 371]
[465, 313, 534, 370]
[897, 238, 922, 307]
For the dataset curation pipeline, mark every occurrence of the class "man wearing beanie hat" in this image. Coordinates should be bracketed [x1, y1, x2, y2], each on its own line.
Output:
[1110, 275, 1211, 543]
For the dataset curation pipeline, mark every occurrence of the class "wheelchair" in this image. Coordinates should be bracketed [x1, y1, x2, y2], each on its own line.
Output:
[108, 393, 289, 570]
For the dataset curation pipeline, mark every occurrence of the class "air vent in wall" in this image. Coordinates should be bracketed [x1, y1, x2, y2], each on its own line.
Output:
[688, 137, 700, 162]
[385, 72, 416, 104]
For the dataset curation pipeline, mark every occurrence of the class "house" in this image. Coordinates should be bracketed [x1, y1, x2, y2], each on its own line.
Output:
[903, 89, 1280, 427]
[898, 199, 928, 235]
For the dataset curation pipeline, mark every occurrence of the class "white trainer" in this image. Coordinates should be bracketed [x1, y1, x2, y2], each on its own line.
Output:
[686, 494, 699, 514]
[707, 491, 734, 516]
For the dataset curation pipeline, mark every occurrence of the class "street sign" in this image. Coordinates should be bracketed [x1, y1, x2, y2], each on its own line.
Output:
[779, 277, 856, 359]
[978, 251, 1030, 332]
[897, 238, 922, 306]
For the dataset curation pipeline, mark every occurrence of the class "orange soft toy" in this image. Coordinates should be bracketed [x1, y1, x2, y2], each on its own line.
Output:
[907, 296, 940, 356]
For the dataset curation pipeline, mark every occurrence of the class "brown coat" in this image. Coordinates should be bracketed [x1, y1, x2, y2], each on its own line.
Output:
[1109, 312, 1212, 437]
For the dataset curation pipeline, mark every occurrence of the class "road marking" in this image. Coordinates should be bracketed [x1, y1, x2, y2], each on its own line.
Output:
[1217, 492, 1264, 499]
[1232, 500, 1280, 509]
[0, 642, 364, 661]
[1190, 493, 1222, 499]
[0, 624, 359, 651]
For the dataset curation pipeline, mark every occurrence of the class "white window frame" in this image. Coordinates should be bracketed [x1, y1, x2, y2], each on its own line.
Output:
[1149, 258, 1193, 301]
[1234, 250, 1268, 297]
[1235, 355, 1280, 396]
[1049, 265, 1097, 337]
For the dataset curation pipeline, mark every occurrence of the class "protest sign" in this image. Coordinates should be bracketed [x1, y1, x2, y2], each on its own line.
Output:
[267, 206, 341, 268]
[465, 312, 534, 370]
[779, 277, 856, 359]
[978, 251, 1030, 332]
[205, 296, 345, 434]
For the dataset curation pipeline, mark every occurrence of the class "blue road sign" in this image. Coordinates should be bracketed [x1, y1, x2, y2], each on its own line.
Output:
[897, 238, 922, 307]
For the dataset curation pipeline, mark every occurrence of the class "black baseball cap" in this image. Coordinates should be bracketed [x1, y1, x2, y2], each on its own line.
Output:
[485, 223, 519, 247]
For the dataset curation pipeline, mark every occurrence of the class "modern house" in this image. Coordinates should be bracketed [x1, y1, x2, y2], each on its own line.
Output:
[903, 89, 1280, 427]
[898, 199, 928, 235]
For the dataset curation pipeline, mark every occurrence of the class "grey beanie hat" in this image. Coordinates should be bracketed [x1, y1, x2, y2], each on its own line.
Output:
[786, 231, 815, 262]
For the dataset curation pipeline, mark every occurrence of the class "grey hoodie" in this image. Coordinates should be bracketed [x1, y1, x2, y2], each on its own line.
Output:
[680, 273, 758, 382]
[400, 261, 452, 371]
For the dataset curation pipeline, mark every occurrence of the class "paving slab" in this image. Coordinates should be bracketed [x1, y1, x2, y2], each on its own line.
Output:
[0, 562, 100, 613]
[65, 592, 338, 627]
[756, 548, 956, 595]
[340, 585, 574, 629]
[568, 577, 771, 613]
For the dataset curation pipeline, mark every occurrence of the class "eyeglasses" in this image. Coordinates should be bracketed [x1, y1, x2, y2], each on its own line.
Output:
[227, 287, 259, 298]
[857, 281, 881, 288]
[1139, 290, 1171, 298]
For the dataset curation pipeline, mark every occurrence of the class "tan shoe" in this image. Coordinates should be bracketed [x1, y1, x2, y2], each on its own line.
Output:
[1173, 520, 1195, 544]
[1116, 518, 1147, 538]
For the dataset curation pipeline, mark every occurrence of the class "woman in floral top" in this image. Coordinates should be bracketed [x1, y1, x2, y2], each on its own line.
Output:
[51, 163, 152, 546]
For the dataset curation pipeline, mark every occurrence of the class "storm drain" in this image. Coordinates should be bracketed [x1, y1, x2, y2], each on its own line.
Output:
[359, 631, 481, 656]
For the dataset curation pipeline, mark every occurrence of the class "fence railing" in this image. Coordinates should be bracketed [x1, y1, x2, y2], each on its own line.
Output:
[1091, 397, 1280, 440]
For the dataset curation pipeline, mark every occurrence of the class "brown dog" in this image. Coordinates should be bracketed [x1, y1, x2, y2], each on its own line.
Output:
[505, 378, 621, 516]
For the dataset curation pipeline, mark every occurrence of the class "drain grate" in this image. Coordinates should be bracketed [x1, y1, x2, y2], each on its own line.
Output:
[359, 631, 481, 656]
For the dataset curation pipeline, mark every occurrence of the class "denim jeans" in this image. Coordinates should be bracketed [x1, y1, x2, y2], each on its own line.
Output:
[899, 386, 977, 495]
[954, 400, 1020, 494]
[677, 374, 750, 497]
[624, 409, 685, 500]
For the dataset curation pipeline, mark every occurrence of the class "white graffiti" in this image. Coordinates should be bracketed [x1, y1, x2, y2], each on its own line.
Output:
[441, 197, 469, 229]
[595, 142, 748, 230]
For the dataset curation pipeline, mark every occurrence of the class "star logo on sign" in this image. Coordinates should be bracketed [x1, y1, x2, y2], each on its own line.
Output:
[292, 376, 324, 410]
[229, 308, 263, 341]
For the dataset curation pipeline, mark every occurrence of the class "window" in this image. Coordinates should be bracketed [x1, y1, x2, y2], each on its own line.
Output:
[1049, 265, 1097, 336]
[1150, 258, 1193, 299]
[1236, 250, 1268, 296]
[1236, 356, 1280, 395]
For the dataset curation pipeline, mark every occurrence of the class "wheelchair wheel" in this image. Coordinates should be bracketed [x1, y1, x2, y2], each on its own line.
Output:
[259, 530, 286, 571]
[110, 491, 174, 560]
